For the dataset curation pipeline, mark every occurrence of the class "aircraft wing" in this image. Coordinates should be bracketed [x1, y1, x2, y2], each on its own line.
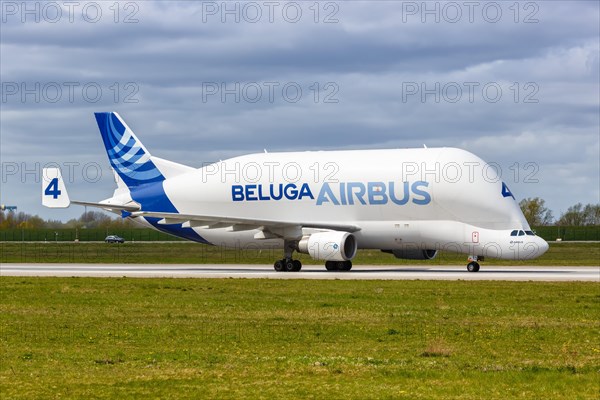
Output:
[71, 200, 140, 212]
[130, 210, 361, 239]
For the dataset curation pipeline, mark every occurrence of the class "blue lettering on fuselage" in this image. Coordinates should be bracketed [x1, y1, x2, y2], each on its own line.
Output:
[232, 181, 431, 205]
[232, 183, 314, 201]
[316, 181, 430, 205]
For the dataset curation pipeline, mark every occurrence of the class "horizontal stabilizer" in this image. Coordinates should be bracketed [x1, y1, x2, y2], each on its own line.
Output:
[71, 200, 140, 212]
[42, 168, 141, 212]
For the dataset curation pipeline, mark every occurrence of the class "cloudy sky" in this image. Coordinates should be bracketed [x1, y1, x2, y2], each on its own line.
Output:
[1, 0, 598, 221]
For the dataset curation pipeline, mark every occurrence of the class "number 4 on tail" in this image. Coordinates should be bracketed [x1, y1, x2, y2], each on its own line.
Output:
[42, 168, 70, 208]
[44, 178, 62, 199]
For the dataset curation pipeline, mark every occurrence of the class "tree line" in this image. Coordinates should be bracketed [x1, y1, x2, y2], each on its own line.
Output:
[0, 211, 136, 229]
[518, 199, 600, 226]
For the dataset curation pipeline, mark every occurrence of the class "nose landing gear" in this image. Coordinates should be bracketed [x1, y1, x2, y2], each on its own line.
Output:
[467, 261, 480, 272]
[466, 256, 483, 272]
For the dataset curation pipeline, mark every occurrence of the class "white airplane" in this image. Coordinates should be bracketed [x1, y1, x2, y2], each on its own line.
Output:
[42, 112, 549, 272]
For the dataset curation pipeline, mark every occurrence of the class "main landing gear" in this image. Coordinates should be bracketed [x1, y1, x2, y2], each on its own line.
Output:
[273, 240, 302, 272]
[272, 240, 354, 272]
[466, 256, 483, 272]
[274, 258, 302, 272]
[325, 260, 352, 271]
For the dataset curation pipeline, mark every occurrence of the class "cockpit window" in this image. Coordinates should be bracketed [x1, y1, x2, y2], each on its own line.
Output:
[511, 229, 535, 236]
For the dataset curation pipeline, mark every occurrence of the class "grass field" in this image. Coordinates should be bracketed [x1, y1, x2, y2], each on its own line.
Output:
[0, 278, 598, 399]
[1, 241, 598, 266]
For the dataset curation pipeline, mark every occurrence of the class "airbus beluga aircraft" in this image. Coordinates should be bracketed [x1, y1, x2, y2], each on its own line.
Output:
[42, 112, 549, 272]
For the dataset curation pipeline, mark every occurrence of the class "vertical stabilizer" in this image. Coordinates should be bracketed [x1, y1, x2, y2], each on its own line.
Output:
[95, 112, 195, 189]
[95, 112, 165, 187]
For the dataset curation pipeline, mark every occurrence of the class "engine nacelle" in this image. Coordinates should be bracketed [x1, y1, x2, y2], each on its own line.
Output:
[384, 249, 438, 260]
[297, 232, 357, 261]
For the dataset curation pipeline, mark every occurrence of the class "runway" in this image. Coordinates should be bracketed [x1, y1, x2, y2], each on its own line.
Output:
[1, 264, 598, 281]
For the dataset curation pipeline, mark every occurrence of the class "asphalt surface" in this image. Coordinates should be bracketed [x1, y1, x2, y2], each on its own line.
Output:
[1, 264, 598, 281]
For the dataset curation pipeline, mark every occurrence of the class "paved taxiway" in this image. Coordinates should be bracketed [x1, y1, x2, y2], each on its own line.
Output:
[1, 264, 598, 281]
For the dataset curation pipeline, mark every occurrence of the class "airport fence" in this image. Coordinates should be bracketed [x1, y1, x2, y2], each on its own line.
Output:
[532, 225, 600, 241]
[0, 228, 183, 242]
[0, 226, 598, 242]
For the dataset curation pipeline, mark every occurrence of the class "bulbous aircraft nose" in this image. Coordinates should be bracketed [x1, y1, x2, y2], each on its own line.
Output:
[538, 238, 550, 256]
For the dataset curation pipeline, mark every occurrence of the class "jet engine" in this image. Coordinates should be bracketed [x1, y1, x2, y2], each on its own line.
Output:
[297, 232, 357, 261]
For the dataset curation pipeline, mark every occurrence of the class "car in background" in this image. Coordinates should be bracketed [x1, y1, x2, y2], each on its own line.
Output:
[105, 235, 125, 243]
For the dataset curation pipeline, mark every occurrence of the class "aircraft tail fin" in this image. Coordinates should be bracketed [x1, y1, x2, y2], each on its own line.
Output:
[42, 168, 70, 208]
[94, 112, 194, 189]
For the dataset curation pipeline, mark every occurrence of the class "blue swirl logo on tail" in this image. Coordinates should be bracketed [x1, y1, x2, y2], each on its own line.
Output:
[95, 112, 164, 187]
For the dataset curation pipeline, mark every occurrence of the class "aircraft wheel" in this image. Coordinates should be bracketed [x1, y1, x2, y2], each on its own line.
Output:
[274, 260, 284, 272]
[284, 259, 296, 272]
[325, 261, 352, 271]
[292, 260, 302, 272]
[467, 261, 480, 272]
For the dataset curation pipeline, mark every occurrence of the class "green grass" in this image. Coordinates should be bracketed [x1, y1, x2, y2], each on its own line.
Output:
[0, 278, 598, 399]
[1, 241, 598, 265]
